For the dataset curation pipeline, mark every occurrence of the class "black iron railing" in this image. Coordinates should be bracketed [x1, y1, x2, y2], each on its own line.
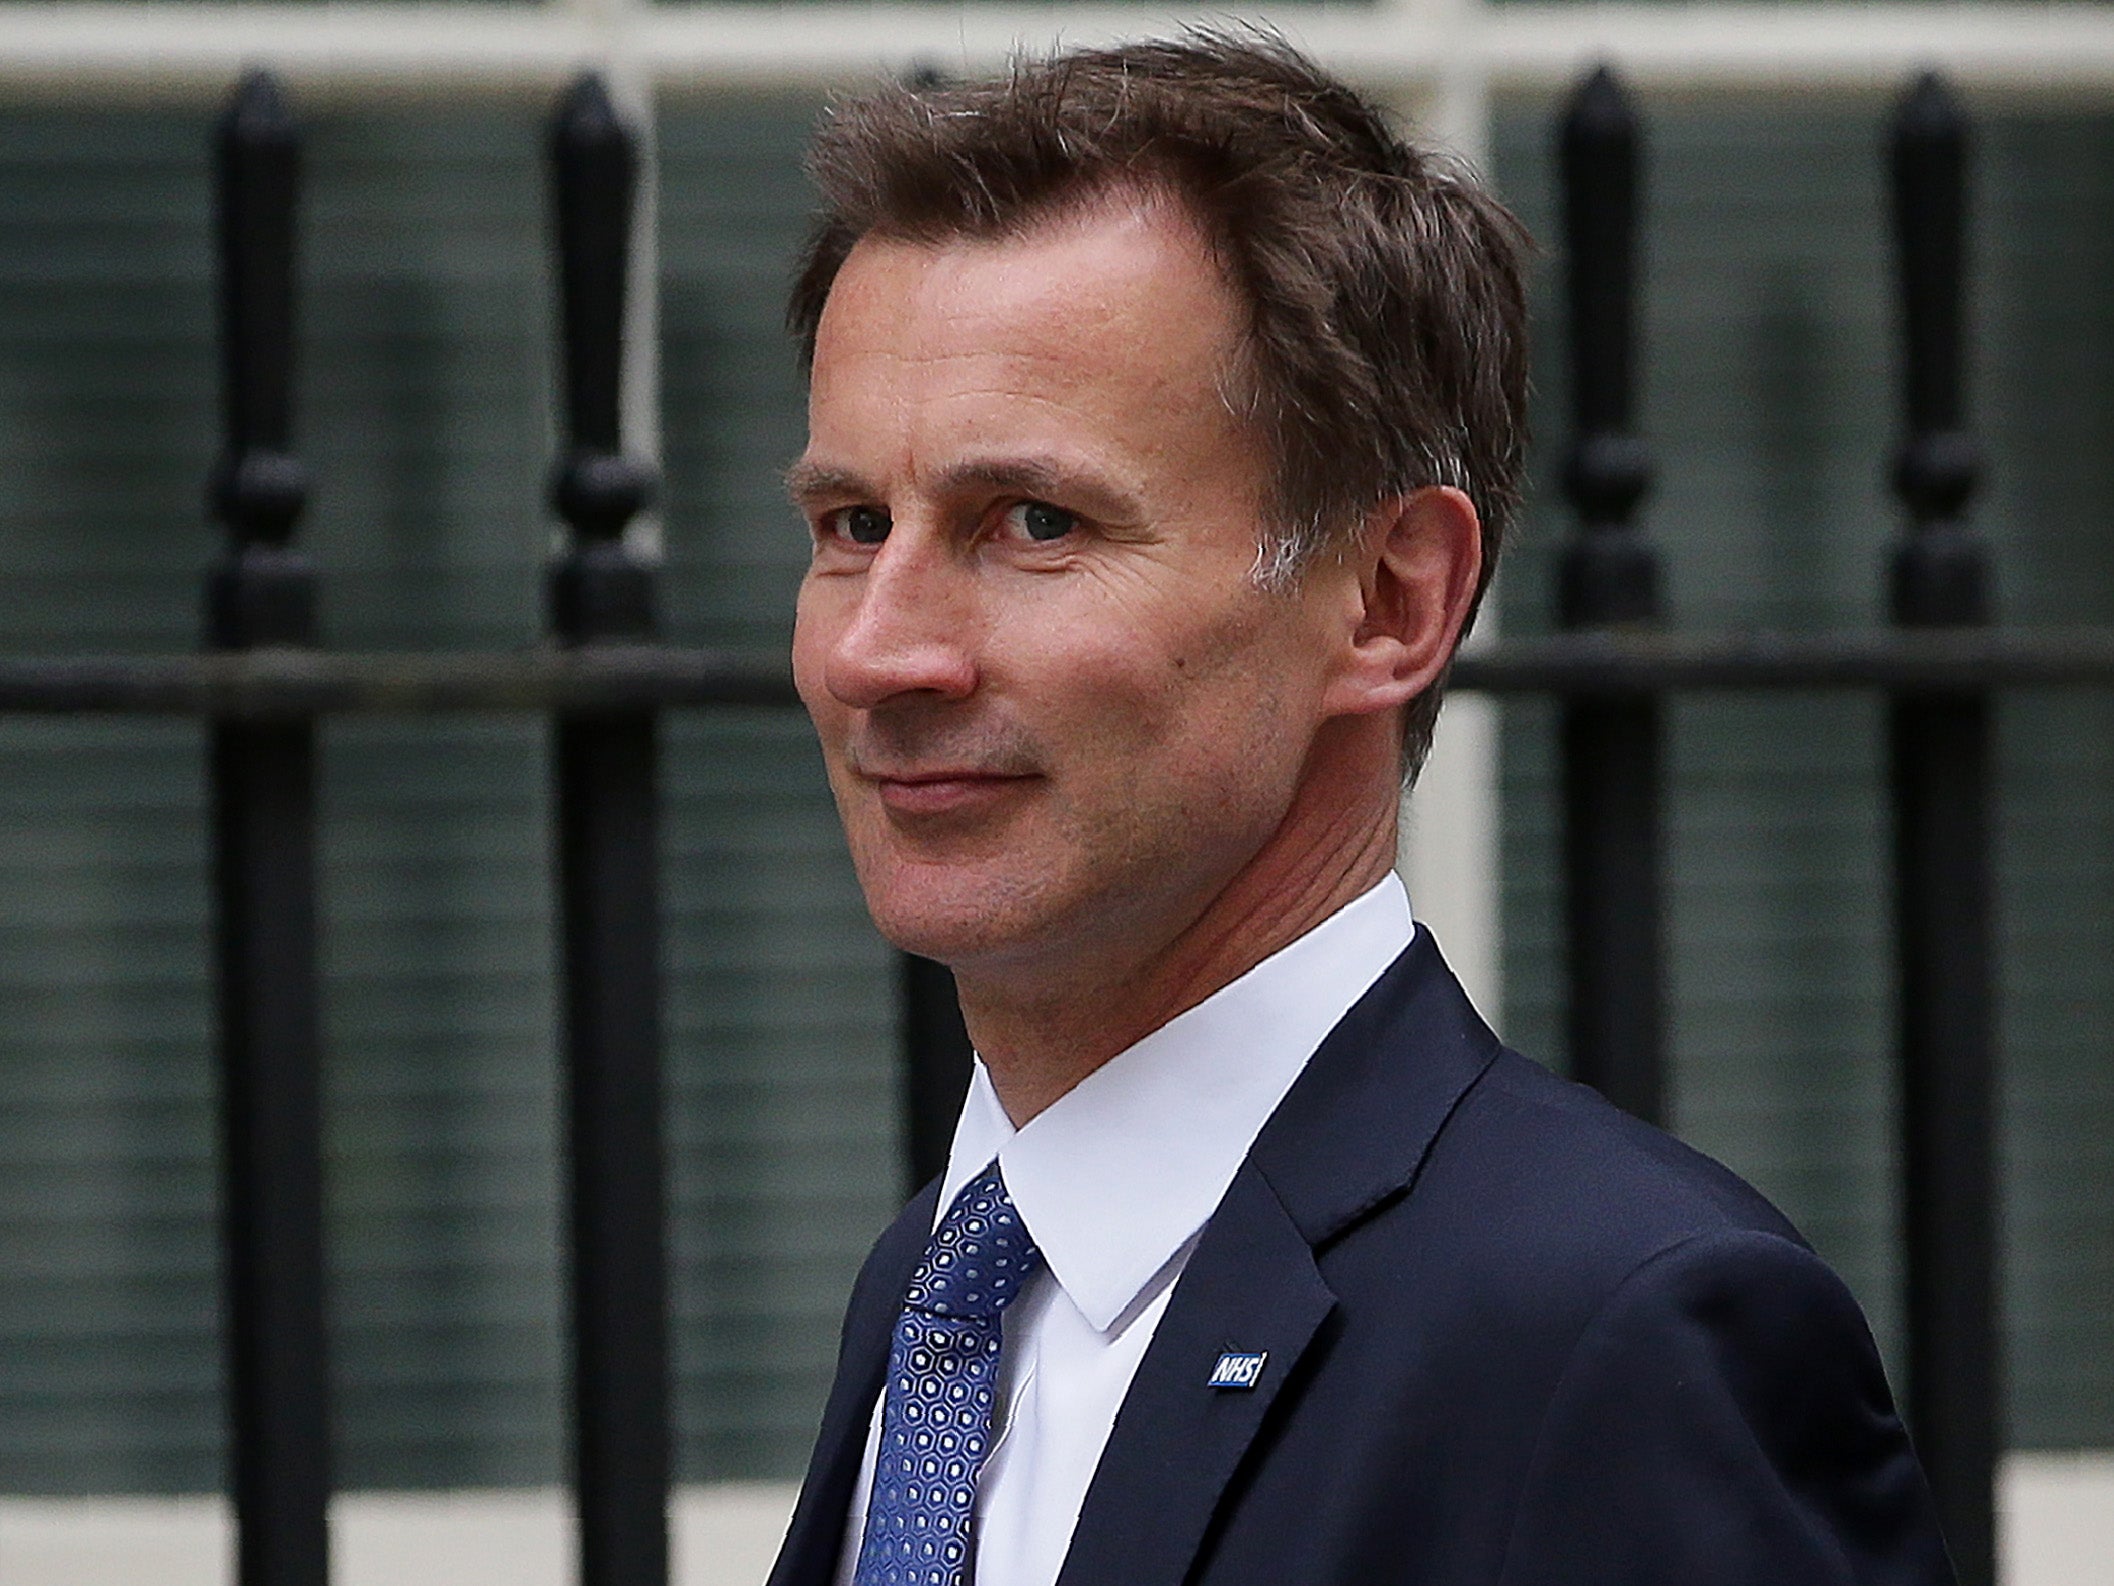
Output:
[0, 62, 2103, 1586]
[207, 69, 329, 1586]
[546, 72, 674, 1586]
[1557, 64, 1666, 1128]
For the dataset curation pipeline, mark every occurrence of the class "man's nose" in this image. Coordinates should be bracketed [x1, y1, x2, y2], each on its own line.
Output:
[823, 531, 978, 709]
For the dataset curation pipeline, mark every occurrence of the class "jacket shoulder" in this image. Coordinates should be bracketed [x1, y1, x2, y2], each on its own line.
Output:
[1263, 1041, 1947, 1584]
[1444, 1045, 1808, 1256]
[1314, 1040, 1830, 1390]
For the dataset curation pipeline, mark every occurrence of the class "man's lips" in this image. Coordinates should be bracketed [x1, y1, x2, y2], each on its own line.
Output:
[861, 767, 1039, 815]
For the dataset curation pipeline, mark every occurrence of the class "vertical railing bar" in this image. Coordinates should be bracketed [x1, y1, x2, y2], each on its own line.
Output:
[900, 954, 974, 1192]
[1556, 65, 1665, 1125]
[206, 67, 330, 1586]
[1886, 70, 1999, 1586]
[548, 69, 671, 1586]
[890, 63, 976, 1194]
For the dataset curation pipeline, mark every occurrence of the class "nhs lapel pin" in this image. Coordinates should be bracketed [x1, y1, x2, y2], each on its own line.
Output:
[1207, 1350, 1268, 1390]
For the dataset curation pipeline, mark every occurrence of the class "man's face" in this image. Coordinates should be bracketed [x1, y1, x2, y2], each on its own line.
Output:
[790, 196, 1353, 991]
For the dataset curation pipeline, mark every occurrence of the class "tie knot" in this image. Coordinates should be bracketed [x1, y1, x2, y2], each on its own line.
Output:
[905, 1162, 1043, 1321]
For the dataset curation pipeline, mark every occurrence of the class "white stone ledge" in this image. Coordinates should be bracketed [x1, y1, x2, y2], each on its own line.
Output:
[1, 5, 2114, 100]
[0, 1455, 2108, 1585]
[0, 1482, 796, 1586]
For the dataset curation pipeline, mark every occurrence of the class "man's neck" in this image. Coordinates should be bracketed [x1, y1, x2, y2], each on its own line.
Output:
[957, 785, 1401, 1125]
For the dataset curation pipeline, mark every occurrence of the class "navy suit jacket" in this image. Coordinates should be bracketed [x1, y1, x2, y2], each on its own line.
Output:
[769, 933, 1955, 1586]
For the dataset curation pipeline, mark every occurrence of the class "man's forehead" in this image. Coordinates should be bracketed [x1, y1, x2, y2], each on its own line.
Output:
[797, 191, 1265, 518]
[814, 196, 1239, 373]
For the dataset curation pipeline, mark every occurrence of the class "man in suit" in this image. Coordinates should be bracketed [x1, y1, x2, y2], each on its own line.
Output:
[772, 34, 1954, 1586]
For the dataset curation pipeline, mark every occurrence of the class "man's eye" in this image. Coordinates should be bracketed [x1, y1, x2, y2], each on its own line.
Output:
[1003, 501, 1077, 543]
[827, 505, 890, 545]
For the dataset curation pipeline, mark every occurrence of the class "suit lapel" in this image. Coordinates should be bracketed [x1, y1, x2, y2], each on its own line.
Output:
[766, 1182, 939, 1586]
[1055, 934, 1503, 1586]
[1054, 1169, 1335, 1586]
[1250, 931, 1503, 1248]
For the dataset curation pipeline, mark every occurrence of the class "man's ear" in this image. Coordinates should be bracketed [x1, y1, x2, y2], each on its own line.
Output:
[1321, 486, 1483, 719]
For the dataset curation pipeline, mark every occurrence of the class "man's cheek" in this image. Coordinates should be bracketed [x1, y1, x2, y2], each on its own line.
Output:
[789, 586, 844, 704]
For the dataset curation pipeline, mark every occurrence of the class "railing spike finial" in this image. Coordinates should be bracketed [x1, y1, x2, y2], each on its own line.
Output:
[548, 69, 655, 559]
[1560, 61, 1652, 545]
[1889, 69, 1981, 544]
[210, 66, 308, 561]
[226, 66, 292, 141]
[557, 67, 623, 139]
[1897, 70, 1964, 151]
[1569, 64, 1632, 145]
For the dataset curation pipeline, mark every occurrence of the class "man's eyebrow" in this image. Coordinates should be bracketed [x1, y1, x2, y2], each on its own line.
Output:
[784, 454, 1147, 523]
[783, 459, 868, 506]
[933, 457, 1144, 523]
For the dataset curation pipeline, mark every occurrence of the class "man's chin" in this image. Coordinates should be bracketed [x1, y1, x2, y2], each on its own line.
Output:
[858, 870, 1053, 972]
[867, 901, 1019, 970]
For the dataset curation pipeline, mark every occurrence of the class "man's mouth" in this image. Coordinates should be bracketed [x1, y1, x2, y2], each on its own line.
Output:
[862, 767, 1038, 816]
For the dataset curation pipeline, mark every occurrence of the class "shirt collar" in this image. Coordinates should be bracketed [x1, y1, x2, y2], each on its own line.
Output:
[938, 872, 1415, 1333]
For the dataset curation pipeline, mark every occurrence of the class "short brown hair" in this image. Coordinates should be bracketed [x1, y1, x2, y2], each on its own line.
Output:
[788, 31, 1529, 774]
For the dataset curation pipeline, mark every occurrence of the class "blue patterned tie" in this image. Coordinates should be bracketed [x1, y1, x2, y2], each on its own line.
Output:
[853, 1161, 1044, 1586]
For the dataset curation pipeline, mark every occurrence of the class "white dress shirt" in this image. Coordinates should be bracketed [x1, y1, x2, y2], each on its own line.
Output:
[834, 873, 1416, 1586]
